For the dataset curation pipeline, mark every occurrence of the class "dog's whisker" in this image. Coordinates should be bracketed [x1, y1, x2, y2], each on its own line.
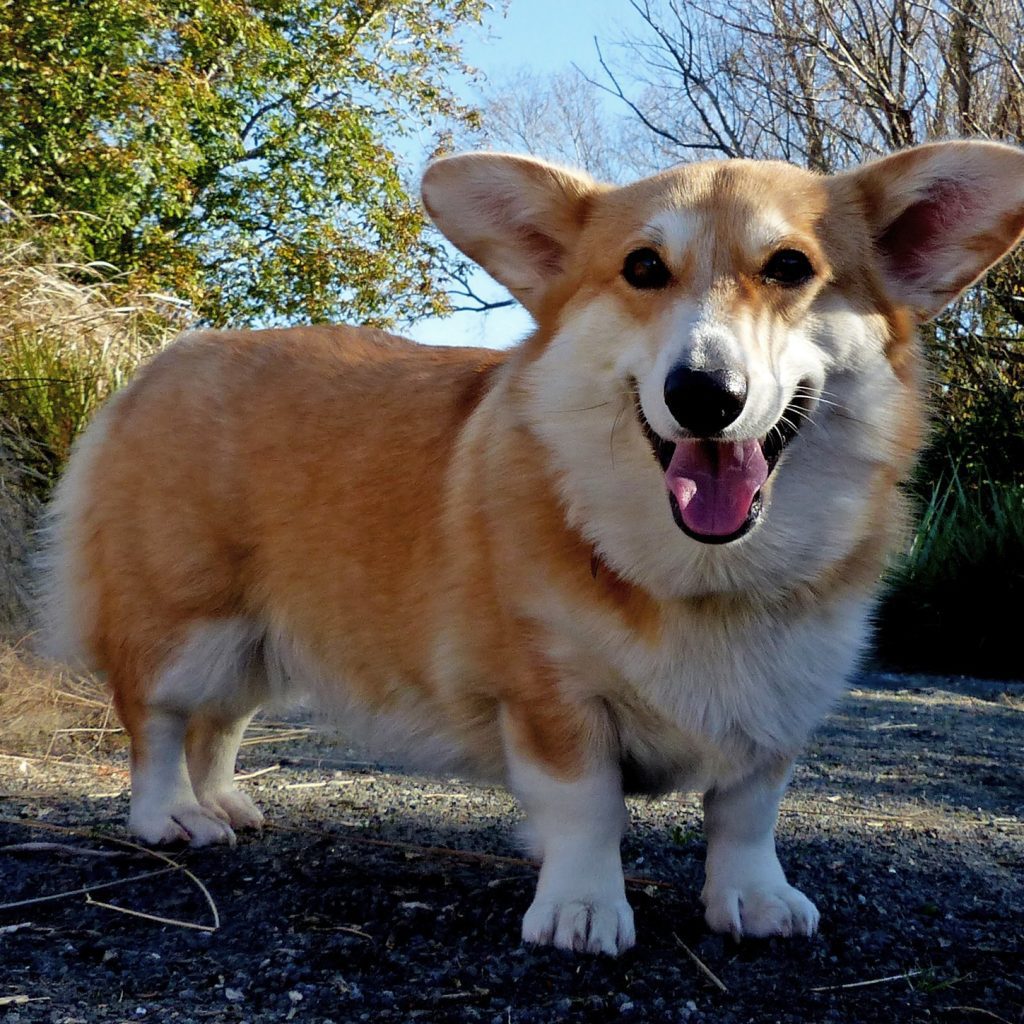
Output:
[782, 408, 816, 429]
[796, 395, 843, 410]
[784, 404, 814, 420]
[609, 398, 629, 467]
[559, 400, 616, 414]
[786, 397, 843, 417]
[792, 384, 840, 399]
[791, 387, 841, 405]
[791, 384, 836, 397]
[778, 415, 805, 436]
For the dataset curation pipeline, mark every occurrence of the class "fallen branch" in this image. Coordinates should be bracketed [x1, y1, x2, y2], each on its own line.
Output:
[84, 893, 216, 933]
[51, 727, 122, 735]
[239, 728, 312, 747]
[810, 969, 924, 992]
[235, 764, 281, 781]
[0, 817, 220, 930]
[0, 866, 178, 912]
[0, 922, 49, 935]
[49, 689, 110, 710]
[673, 933, 729, 993]
[0, 752, 128, 774]
[940, 1008, 1014, 1024]
[0, 841, 137, 859]
[265, 822, 675, 890]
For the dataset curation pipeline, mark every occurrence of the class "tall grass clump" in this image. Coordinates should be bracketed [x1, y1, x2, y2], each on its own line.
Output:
[0, 206, 189, 493]
[0, 438, 37, 627]
[0, 205, 189, 630]
[875, 468, 1024, 680]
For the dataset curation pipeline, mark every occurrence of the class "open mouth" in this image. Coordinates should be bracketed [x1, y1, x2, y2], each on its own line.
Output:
[632, 382, 814, 545]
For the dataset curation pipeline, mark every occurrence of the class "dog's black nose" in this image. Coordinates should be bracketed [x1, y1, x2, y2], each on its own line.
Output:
[664, 366, 747, 437]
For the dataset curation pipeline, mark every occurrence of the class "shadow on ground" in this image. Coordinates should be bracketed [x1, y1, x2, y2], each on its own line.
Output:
[1, 673, 1021, 1024]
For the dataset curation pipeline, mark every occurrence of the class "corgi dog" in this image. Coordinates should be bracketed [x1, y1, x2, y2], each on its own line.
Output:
[37, 141, 1024, 955]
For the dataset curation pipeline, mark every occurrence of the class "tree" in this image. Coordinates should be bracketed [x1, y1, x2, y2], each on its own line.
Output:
[600, 0, 1024, 168]
[598, 0, 1024, 484]
[0, 0, 488, 327]
[470, 68, 652, 183]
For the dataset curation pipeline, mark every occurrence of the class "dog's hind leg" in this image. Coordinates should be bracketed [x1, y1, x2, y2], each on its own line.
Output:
[124, 699, 238, 847]
[186, 710, 264, 831]
[123, 618, 266, 847]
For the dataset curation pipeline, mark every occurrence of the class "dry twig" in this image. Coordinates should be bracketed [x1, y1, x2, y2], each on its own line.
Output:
[84, 893, 216, 932]
[0, 866, 178, 912]
[235, 764, 281, 781]
[265, 822, 675, 890]
[940, 1009, 1015, 1024]
[810, 969, 924, 992]
[673, 933, 729, 993]
[0, 841, 136, 859]
[0, 816, 220, 930]
[239, 728, 312, 747]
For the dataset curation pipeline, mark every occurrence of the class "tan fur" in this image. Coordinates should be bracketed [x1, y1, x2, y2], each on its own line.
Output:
[37, 141, 1024, 950]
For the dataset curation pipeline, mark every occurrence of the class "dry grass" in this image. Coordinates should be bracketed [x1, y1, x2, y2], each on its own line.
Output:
[0, 442, 37, 631]
[0, 204, 189, 485]
[0, 203, 189, 631]
[0, 637, 120, 760]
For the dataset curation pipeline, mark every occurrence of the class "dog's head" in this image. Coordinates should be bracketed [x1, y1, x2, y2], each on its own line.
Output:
[423, 144, 1024, 597]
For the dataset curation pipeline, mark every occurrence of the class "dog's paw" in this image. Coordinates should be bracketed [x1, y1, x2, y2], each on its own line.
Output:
[522, 896, 635, 956]
[198, 788, 264, 830]
[703, 881, 819, 940]
[130, 803, 237, 848]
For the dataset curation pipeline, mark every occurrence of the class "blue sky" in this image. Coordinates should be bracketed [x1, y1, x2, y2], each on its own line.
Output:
[405, 0, 629, 350]
[461, 0, 626, 79]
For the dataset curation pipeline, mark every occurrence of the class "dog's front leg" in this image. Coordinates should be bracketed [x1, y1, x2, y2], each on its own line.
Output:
[701, 762, 819, 939]
[502, 704, 635, 956]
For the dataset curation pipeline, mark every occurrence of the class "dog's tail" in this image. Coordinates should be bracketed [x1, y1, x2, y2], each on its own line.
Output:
[32, 401, 116, 671]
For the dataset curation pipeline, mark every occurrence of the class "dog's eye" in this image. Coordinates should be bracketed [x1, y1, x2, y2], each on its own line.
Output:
[622, 248, 671, 290]
[761, 249, 815, 286]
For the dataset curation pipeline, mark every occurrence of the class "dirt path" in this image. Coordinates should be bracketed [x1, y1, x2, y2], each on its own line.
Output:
[1, 673, 1022, 1024]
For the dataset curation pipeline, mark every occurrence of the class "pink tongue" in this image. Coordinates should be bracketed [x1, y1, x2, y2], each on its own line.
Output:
[665, 439, 769, 537]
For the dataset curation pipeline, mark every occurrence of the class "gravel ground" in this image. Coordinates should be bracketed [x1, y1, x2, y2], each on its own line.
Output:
[1, 672, 1022, 1024]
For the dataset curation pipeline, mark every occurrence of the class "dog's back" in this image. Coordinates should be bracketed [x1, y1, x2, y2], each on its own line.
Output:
[40, 326, 500, 662]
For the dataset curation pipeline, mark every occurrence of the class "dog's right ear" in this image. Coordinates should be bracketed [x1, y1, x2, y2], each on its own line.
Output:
[832, 140, 1024, 321]
[421, 153, 600, 318]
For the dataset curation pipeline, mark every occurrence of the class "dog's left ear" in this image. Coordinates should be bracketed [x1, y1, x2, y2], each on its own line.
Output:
[833, 140, 1024, 321]
[422, 153, 600, 318]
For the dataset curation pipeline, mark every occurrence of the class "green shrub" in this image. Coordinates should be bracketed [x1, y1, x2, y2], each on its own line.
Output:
[875, 466, 1024, 680]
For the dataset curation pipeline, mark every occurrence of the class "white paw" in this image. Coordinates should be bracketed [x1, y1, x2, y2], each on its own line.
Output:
[130, 803, 237, 848]
[198, 788, 264, 830]
[522, 896, 636, 956]
[703, 881, 819, 939]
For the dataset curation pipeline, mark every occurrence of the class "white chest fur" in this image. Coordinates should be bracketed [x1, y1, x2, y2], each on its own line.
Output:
[531, 585, 872, 795]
